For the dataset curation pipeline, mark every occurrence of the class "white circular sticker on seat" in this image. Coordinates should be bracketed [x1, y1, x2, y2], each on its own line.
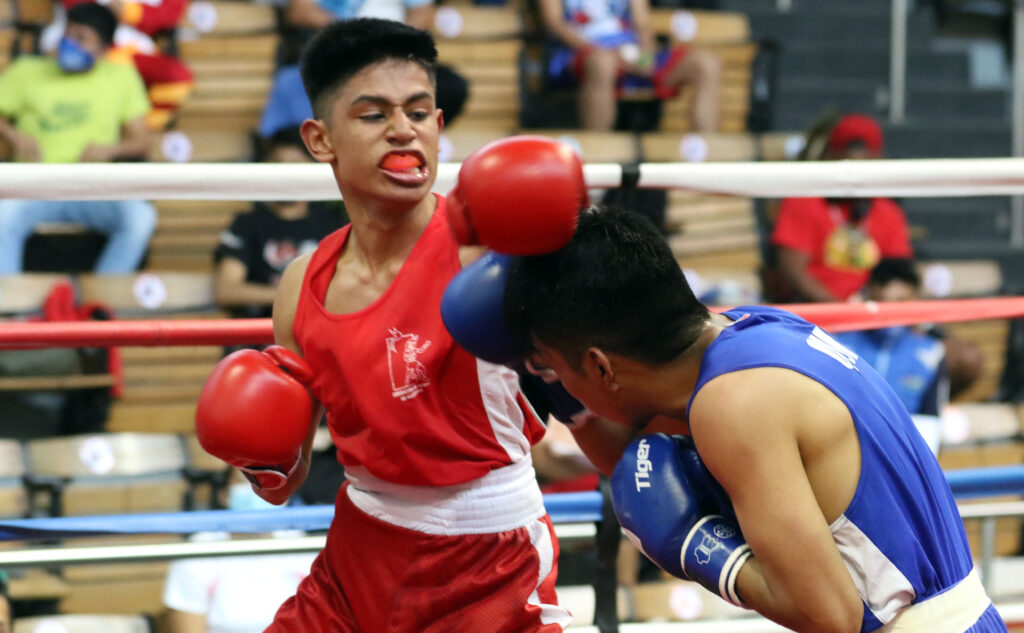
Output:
[78, 436, 116, 475]
[133, 273, 168, 309]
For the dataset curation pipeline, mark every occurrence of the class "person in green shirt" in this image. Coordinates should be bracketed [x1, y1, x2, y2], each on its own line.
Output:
[0, 2, 156, 274]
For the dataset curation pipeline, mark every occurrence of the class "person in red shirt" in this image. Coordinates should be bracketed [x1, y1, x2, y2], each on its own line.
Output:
[198, 18, 574, 632]
[771, 114, 913, 303]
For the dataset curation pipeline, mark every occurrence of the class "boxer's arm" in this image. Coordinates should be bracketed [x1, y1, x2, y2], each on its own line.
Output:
[261, 253, 323, 505]
[569, 416, 639, 477]
[165, 609, 206, 633]
[689, 368, 863, 633]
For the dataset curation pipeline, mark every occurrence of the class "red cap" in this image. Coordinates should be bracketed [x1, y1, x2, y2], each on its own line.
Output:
[827, 114, 883, 156]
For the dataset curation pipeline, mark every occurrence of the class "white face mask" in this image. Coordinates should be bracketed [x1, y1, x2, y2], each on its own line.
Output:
[227, 483, 280, 512]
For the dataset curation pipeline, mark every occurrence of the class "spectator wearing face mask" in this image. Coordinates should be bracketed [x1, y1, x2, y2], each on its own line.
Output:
[162, 468, 317, 633]
[0, 1, 157, 274]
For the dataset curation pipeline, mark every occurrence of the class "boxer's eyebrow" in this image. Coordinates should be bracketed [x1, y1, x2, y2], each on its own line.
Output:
[350, 92, 433, 108]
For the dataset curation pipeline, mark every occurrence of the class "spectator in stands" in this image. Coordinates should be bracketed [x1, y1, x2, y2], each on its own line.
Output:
[270, 0, 468, 135]
[833, 259, 948, 455]
[770, 113, 913, 303]
[258, 66, 311, 141]
[213, 127, 344, 320]
[0, 571, 10, 633]
[44, 0, 194, 130]
[0, 2, 157, 274]
[539, 0, 722, 131]
[163, 468, 316, 633]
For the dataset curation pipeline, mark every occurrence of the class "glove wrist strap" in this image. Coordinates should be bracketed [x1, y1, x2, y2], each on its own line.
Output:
[239, 452, 303, 491]
[680, 514, 752, 607]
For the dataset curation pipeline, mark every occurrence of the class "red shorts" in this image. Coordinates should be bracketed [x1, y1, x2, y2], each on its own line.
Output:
[266, 482, 570, 632]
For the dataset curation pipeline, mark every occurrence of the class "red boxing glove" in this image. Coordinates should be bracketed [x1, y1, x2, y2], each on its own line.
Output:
[196, 345, 314, 491]
[447, 135, 588, 255]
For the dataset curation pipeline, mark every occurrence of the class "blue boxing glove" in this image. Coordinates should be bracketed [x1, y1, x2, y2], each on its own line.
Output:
[442, 252, 592, 427]
[611, 433, 751, 606]
[441, 251, 521, 366]
[517, 366, 595, 428]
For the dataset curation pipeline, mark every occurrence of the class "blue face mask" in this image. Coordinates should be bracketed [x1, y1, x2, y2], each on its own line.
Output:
[57, 37, 95, 73]
[227, 483, 280, 512]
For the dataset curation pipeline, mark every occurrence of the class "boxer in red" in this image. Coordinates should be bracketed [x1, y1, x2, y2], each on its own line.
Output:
[195, 17, 588, 632]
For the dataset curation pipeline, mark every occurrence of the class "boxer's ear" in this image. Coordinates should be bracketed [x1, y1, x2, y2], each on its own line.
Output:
[300, 119, 334, 163]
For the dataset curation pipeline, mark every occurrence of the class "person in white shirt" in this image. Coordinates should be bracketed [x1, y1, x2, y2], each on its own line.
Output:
[162, 470, 317, 633]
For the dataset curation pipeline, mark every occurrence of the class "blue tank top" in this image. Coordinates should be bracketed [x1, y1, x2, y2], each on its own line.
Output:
[688, 306, 974, 632]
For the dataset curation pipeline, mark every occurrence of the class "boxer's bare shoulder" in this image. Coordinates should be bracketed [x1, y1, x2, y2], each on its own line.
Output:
[272, 252, 314, 354]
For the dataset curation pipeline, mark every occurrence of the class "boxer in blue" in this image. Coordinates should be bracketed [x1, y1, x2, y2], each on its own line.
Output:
[450, 206, 1006, 633]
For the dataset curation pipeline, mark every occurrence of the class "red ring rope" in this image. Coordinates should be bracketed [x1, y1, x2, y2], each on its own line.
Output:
[1, 297, 1023, 348]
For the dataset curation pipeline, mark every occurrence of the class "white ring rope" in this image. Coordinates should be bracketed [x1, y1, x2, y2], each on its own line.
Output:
[3, 158, 1024, 200]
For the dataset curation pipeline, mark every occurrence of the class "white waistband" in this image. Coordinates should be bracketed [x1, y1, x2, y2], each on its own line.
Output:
[345, 458, 546, 536]
[879, 568, 992, 633]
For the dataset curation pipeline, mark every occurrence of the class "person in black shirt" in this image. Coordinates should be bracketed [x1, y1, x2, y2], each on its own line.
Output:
[213, 127, 345, 319]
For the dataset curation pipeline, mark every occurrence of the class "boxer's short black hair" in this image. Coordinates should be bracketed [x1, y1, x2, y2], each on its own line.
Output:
[869, 258, 921, 290]
[300, 18, 438, 120]
[504, 206, 710, 370]
[67, 2, 117, 47]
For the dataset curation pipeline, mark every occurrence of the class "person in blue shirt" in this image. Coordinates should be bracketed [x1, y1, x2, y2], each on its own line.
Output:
[834, 258, 946, 455]
[497, 206, 1005, 632]
[260, 0, 468, 140]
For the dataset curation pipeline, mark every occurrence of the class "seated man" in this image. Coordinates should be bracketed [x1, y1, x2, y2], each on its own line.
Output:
[539, 0, 722, 131]
[0, 2, 157, 274]
[834, 259, 948, 455]
[163, 468, 317, 633]
[47, 0, 194, 131]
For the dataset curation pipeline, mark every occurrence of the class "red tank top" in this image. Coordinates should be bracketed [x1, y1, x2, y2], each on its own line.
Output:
[293, 196, 546, 486]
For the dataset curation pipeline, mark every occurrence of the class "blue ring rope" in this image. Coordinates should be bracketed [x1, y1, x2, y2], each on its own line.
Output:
[0, 466, 1020, 541]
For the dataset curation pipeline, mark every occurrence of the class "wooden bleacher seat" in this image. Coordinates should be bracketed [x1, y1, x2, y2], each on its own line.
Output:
[647, 9, 751, 45]
[0, 274, 71, 315]
[171, 30, 278, 162]
[181, 0, 276, 36]
[759, 131, 806, 161]
[106, 347, 220, 435]
[77, 272, 216, 316]
[56, 551, 171, 617]
[0, 438, 27, 517]
[24, 432, 188, 516]
[526, 129, 637, 163]
[440, 128, 514, 162]
[943, 318, 1010, 403]
[11, 0, 52, 26]
[14, 614, 151, 633]
[148, 200, 241, 272]
[917, 259, 1004, 298]
[75, 272, 224, 434]
[5, 568, 71, 605]
[0, 274, 118, 396]
[641, 131, 757, 163]
[638, 132, 760, 267]
[641, 9, 756, 134]
[937, 403, 1023, 556]
[434, 0, 523, 131]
